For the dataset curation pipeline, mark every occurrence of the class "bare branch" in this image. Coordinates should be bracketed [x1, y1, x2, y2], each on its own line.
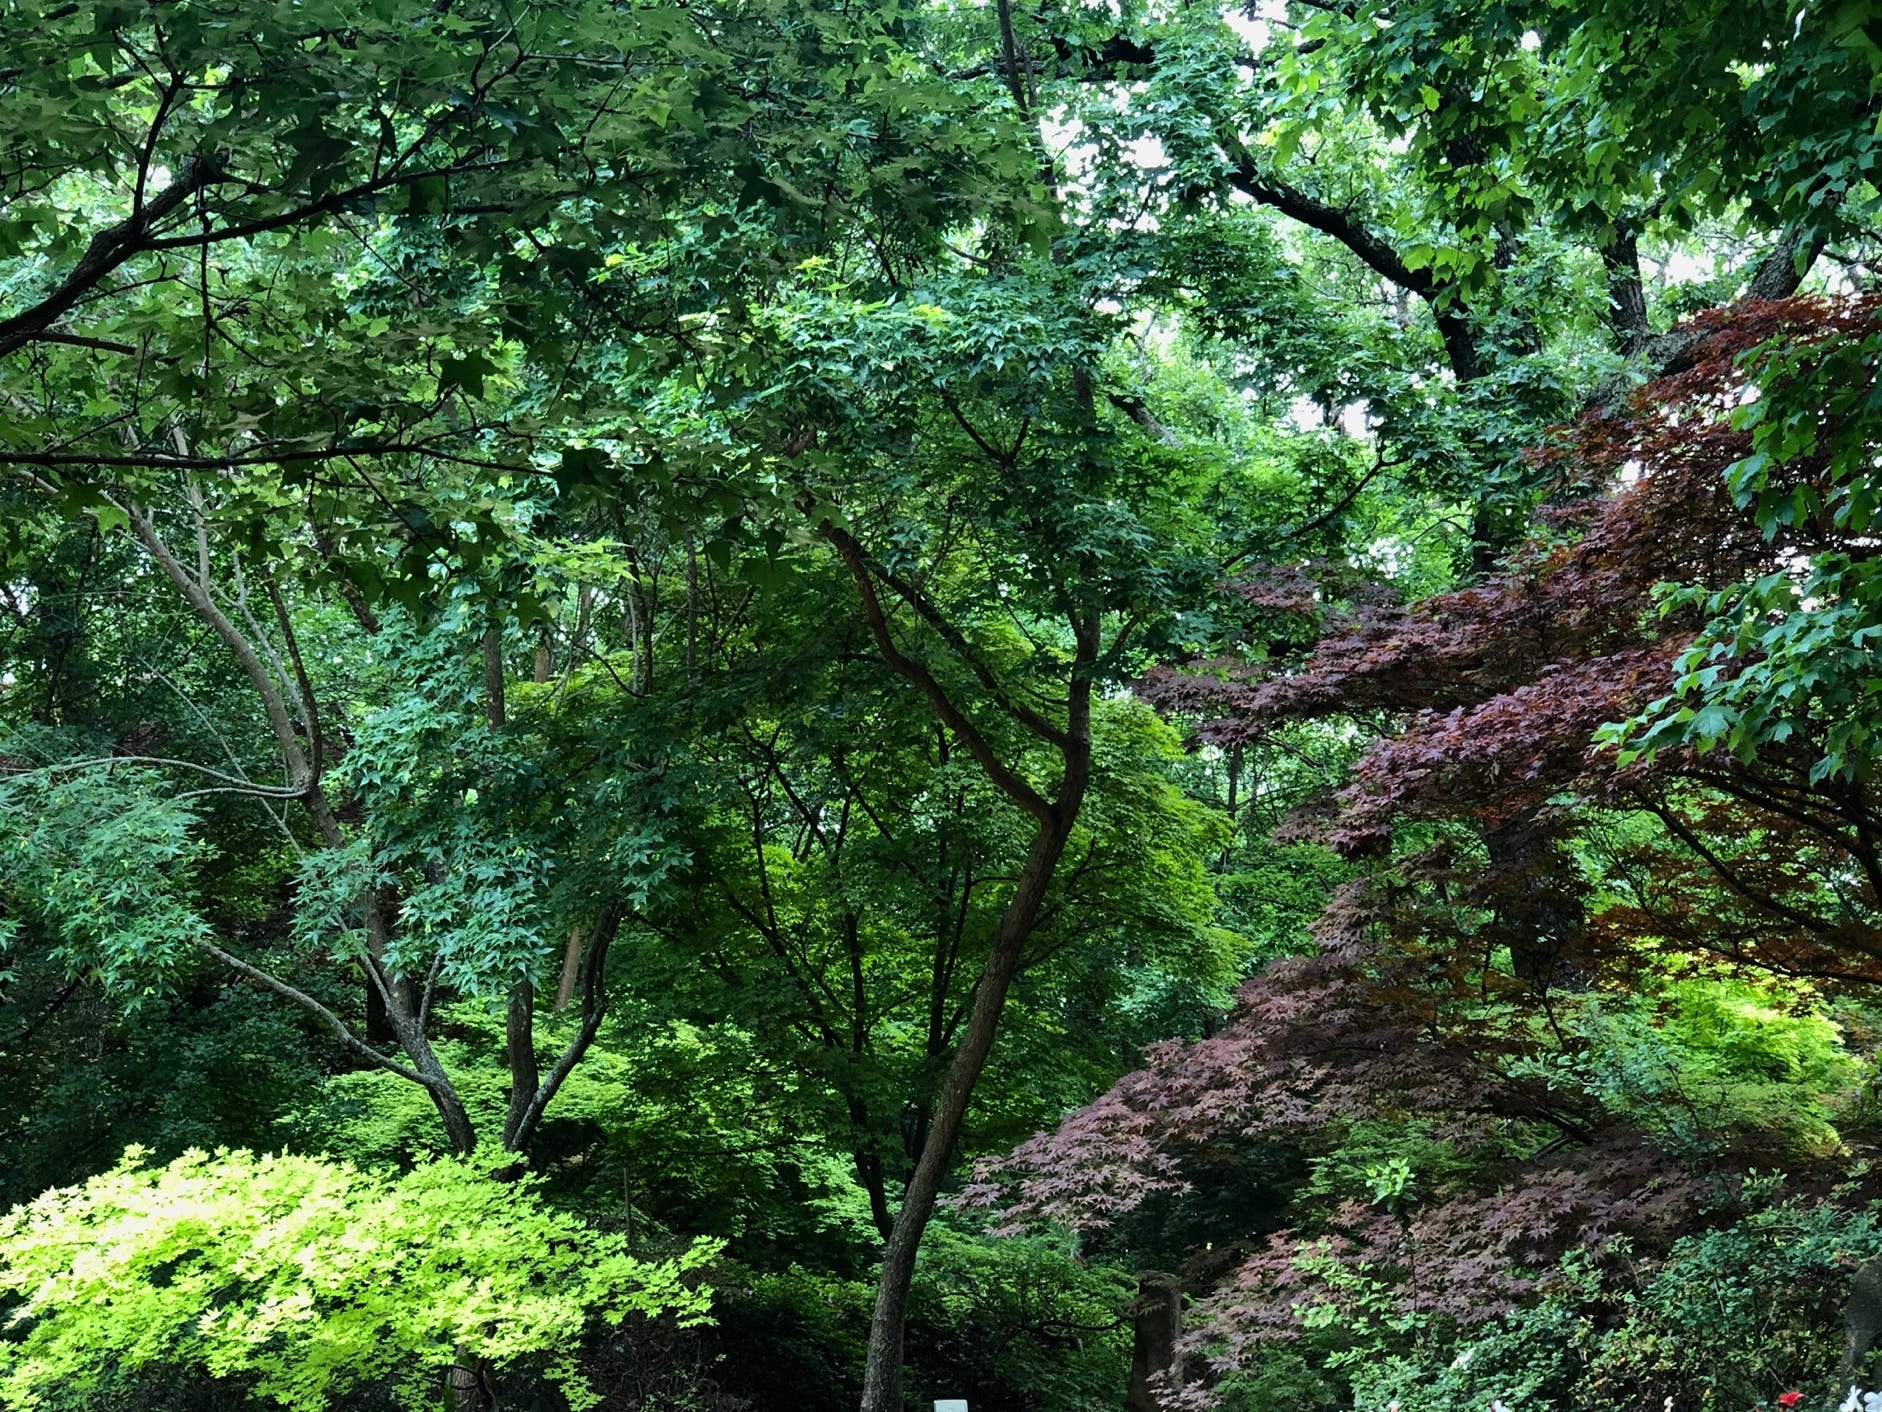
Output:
[199, 938, 434, 1088]
[0, 752, 305, 798]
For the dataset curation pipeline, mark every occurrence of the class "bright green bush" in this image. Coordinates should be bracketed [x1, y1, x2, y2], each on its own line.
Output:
[0, 1147, 721, 1411]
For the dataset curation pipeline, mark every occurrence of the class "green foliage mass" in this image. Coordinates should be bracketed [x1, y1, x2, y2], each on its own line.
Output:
[1337, 1197, 1882, 1412]
[0, 1148, 719, 1411]
[0, 759, 212, 995]
[0, 0, 1876, 1406]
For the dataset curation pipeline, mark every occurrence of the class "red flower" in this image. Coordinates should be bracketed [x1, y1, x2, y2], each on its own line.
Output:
[1778, 1394, 1803, 1408]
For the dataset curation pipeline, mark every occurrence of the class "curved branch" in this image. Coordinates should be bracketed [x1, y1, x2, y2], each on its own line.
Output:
[1222, 146, 1483, 382]
[821, 522, 1054, 822]
[0, 752, 306, 797]
[199, 939, 433, 1089]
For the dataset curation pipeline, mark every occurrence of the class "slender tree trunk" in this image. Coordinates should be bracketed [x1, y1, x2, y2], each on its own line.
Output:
[365, 898, 480, 1155]
[859, 806, 1081, 1412]
[1601, 220, 1649, 354]
[684, 533, 699, 683]
[402, 1013, 479, 1154]
[503, 979, 540, 1148]
[854, 1146, 895, 1243]
[1483, 810, 1586, 992]
[624, 556, 654, 694]
[826, 508, 1099, 1410]
[482, 625, 506, 727]
[364, 967, 394, 1043]
[553, 924, 585, 1011]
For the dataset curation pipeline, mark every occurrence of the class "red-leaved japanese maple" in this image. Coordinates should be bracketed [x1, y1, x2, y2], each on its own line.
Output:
[970, 296, 1882, 1400]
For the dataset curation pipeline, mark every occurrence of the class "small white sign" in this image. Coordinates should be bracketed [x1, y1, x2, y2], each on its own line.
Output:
[935, 1402, 969, 1412]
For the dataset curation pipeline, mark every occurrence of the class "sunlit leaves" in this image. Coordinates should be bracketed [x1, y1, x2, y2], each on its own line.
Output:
[0, 1147, 721, 1410]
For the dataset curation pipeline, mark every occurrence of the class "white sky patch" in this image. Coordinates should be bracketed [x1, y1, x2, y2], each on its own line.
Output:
[1660, 249, 1714, 284]
[1226, 6, 1271, 51]
[1285, 396, 1325, 432]
[1285, 396, 1373, 438]
[1040, 111, 1168, 214]
[1776, 547, 1823, 612]
[1367, 535, 1415, 577]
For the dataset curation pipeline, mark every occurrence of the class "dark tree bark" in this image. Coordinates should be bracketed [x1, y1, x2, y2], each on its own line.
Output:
[1126, 1274, 1184, 1412]
[1483, 811, 1587, 993]
[110, 493, 482, 1154]
[1602, 221, 1650, 354]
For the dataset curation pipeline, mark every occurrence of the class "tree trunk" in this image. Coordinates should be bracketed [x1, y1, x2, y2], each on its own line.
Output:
[858, 809, 1079, 1412]
[823, 525, 1097, 1412]
[1601, 220, 1649, 354]
[482, 625, 506, 727]
[684, 533, 699, 683]
[855, 1146, 895, 1243]
[1126, 1274, 1183, 1412]
[502, 979, 539, 1149]
[553, 925, 585, 1012]
[386, 989, 479, 1155]
[364, 965, 394, 1043]
[1483, 811, 1586, 992]
[624, 560, 654, 695]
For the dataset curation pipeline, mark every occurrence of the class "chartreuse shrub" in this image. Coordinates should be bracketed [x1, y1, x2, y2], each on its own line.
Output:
[0, 1147, 721, 1410]
[1572, 975, 1861, 1159]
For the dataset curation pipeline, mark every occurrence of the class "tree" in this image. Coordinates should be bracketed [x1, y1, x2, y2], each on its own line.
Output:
[734, 255, 1230, 1409]
[1009, 0, 1853, 559]
[644, 628, 1234, 1239]
[971, 296, 1882, 1407]
[0, 0, 1032, 1169]
[5, 0, 1880, 1405]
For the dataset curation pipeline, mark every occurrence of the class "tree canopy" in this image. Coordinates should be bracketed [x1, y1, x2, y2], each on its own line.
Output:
[1, 0, 1880, 1410]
